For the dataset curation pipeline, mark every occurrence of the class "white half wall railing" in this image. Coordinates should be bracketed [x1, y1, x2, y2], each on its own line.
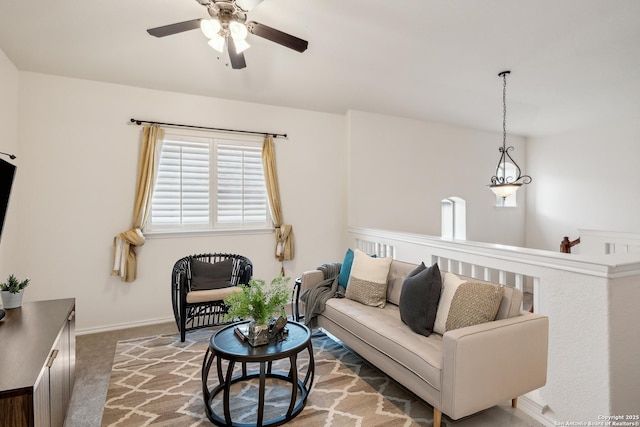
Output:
[348, 226, 640, 427]
[578, 229, 640, 256]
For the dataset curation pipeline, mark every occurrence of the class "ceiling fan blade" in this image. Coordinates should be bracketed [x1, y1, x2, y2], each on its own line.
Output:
[247, 21, 308, 53]
[147, 19, 202, 38]
[228, 39, 247, 69]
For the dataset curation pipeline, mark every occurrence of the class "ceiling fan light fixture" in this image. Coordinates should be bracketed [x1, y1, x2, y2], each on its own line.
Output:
[200, 19, 221, 39]
[232, 38, 250, 53]
[146, 1, 310, 69]
[207, 35, 226, 53]
[229, 21, 249, 41]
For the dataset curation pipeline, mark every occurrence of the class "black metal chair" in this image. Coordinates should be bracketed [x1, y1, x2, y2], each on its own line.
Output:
[172, 253, 253, 342]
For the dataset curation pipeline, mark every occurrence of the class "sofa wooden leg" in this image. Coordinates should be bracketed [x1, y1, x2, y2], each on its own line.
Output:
[512, 397, 518, 408]
[433, 408, 442, 427]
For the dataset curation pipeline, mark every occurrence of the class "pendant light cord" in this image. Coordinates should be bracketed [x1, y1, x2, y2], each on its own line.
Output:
[502, 72, 507, 150]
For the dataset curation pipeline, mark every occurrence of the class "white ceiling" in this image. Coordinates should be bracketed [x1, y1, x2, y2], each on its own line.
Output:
[1, 0, 639, 137]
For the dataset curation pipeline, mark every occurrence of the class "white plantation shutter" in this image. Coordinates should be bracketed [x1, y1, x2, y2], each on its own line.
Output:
[215, 141, 268, 226]
[147, 132, 270, 232]
[151, 139, 210, 227]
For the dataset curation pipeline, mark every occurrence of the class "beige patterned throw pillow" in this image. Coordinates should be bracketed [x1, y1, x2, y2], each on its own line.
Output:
[445, 282, 504, 331]
[345, 249, 393, 308]
[433, 272, 467, 334]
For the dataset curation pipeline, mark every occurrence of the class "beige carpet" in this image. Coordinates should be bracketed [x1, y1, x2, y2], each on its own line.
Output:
[101, 328, 434, 426]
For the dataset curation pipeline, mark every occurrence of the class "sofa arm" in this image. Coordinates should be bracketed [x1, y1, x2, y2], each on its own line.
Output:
[440, 313, 549, 420]
[299, 269, 325, 293]
[293, 270, 326, 322]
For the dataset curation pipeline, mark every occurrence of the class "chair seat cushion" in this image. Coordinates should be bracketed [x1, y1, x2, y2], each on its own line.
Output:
[186, 286, 242, 304]
[190, 258, 234, 291]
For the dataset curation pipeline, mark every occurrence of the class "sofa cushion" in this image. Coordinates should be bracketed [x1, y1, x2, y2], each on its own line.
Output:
[494, 285, 523, 320]
[445, 282, 505, 331]
[433, 272, 467, 334]
[190, 258, 234, 291]
[399, 263, 442, 337]
[321, 297, 443, 391]
[386, 260, 420, 306]
[345, 249, 393, 308]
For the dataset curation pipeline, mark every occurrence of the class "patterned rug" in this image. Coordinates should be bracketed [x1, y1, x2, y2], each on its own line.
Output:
[101, 328, 434, 426]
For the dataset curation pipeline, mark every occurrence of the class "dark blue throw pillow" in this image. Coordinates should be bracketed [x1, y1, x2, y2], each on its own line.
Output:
[399, 262, 442, 337]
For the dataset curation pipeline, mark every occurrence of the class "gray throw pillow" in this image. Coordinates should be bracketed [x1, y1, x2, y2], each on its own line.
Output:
[190, 258, 234, 291]
[399, 262, 442, 337]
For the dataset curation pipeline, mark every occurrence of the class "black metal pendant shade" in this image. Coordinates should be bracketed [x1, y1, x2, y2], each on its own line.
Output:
[488, 71, 531, 199]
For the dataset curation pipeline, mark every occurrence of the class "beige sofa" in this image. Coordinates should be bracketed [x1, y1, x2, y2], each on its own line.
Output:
[299, 259, 549, 427]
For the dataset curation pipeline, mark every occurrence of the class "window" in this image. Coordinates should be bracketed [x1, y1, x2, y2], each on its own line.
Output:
[441, 197, 466, 240]
[146, 131, 271, 234]
[495, 162, 517, 207]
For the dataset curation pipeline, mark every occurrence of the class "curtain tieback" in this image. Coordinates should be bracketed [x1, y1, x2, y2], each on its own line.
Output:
[117, 228, 146, 247]
[112, 228, 146, 281]
[275, 224, 293, 261]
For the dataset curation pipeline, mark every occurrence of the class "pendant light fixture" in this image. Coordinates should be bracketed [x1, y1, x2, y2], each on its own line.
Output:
[488, 71, 531, 199]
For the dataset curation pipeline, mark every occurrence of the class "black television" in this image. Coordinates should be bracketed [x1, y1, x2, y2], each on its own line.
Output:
[0, 157, 16, 241]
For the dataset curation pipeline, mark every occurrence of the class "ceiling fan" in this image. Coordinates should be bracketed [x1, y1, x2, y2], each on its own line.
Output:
[146, 0, 308, 69]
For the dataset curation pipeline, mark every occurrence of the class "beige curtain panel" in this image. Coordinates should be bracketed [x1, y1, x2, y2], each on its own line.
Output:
[262, 136, 294, 271]
[112, 125, 164, 282]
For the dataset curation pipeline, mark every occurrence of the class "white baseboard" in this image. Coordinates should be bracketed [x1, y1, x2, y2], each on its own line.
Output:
[518, 395, 554, 427]
[76, 316, 175, 335]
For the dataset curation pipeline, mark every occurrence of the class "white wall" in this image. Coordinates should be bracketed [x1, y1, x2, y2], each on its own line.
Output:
[0, 49, 19, 278]
[525, 120, 640, 251]
[346, 110, 527, 246]
[15, 72, 346, 332]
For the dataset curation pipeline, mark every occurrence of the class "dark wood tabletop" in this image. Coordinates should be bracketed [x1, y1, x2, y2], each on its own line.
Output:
[0, 298, 75, 395]
[210, 320, 311, 363]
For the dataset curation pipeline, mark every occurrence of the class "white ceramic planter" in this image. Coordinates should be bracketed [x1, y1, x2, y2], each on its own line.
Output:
[1, 290, 24, 309]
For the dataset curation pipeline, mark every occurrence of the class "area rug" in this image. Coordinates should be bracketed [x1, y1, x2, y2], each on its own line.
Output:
[101, 328, 434, 426]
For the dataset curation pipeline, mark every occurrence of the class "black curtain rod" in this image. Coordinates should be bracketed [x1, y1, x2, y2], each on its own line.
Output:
[130, 118, 287, 139]
[0, 151, 16, 160]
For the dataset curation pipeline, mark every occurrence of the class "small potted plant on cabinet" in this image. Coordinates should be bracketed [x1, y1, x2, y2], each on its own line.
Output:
[1, 274, 30, 309]
[224, 275, 290, 346]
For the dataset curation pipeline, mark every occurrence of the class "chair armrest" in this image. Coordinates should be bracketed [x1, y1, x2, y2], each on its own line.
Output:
[440, 313, 549, 420]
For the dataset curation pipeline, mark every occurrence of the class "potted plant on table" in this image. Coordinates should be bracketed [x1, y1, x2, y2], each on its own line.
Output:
[223, 275, 290, 346]
[1, 274, 30, 309]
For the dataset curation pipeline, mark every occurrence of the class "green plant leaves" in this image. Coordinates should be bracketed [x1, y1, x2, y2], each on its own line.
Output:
[223, 276, 290, 325]
[0, 274, 30, 294]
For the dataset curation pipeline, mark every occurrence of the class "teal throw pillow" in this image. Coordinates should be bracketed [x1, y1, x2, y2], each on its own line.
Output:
[338, 249, 354, 288]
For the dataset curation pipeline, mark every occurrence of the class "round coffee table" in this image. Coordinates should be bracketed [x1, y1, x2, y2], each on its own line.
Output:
[202, 320, 314, 427]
